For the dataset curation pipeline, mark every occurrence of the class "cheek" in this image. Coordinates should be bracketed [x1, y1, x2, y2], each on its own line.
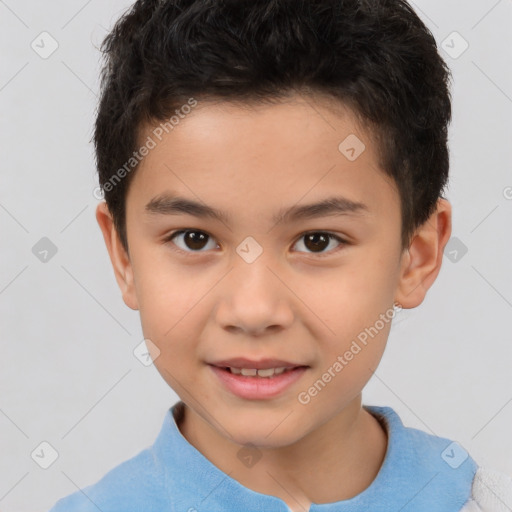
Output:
[133, 257, 209, 355]
[298, 252, 398, 394]
[305, 258, 397, 342]
[133, 242, 200, 316]
[297, 320, 392, 418]
[138, 275, 208, 396]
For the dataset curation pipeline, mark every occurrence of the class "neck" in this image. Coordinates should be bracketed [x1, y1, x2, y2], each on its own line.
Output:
[177, 397, 387, 511]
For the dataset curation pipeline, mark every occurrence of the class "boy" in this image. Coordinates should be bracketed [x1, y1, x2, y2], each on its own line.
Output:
[49, 0, 512, 510]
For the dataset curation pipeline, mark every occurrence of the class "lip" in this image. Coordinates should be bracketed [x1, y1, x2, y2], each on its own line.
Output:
[208, 364, 309, 400]
[209, 357, 304, 370]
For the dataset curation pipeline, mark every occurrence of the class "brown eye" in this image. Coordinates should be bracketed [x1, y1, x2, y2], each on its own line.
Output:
[293, 232, 347, 256]
[304, 233, 330, 252]
[164, 230, 218, 253]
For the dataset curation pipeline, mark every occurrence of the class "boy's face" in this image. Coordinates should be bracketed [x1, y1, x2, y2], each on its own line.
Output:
[97, 95, 449, 448]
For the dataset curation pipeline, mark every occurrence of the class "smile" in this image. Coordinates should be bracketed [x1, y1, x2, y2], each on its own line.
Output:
[226, 366, 291, 377]
[209, 364, 309, 399]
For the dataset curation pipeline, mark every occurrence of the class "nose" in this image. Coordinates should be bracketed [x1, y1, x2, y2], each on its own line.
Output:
[214, 257, 295, 337]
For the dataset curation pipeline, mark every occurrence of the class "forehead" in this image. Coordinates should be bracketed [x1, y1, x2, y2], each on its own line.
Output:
[126, 95, 398, 226]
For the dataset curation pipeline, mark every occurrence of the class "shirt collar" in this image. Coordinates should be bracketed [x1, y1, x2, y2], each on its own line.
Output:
[151, 401, 477, 511]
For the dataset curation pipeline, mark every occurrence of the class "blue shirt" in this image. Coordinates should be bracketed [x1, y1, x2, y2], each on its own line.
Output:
[48, 401, 477, 511]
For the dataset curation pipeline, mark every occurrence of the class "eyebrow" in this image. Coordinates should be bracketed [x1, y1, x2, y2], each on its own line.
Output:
[144, 193, 369, 225]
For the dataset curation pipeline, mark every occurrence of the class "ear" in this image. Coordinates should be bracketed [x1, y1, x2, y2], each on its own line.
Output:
[95, 202, 139, 311]
[394, 198, 452, 309]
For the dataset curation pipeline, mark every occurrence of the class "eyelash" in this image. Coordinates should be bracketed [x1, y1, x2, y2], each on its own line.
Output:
[162, 229, 348, 258]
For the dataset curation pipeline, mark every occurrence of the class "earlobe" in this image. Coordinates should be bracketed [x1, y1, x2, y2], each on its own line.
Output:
[95, 202, 139, 311]
[394, 198, 452, 309]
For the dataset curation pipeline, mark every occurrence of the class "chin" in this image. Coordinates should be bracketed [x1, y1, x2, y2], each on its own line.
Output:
[223, 419, 306, 449]
[232, 432, 298, 450]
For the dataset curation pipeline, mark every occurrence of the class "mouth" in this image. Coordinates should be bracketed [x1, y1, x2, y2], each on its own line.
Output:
[212, 366, 304, 378]
[209, 357, 307, 375]
[207, 358, 310, 400]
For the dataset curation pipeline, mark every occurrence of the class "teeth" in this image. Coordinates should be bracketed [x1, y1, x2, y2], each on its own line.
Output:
[230, 367, 289, 377]
[240, 368, 258, 376]
[256, 368, 275, 377]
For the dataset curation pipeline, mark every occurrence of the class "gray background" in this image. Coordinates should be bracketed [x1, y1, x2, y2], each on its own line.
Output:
[1, 0, 511, 510]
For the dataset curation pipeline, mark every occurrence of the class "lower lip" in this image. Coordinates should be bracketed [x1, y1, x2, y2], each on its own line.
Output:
[209, 365, 308, 400]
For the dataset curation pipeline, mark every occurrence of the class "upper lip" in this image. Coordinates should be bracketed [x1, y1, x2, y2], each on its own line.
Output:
[209, 357, 308, 370]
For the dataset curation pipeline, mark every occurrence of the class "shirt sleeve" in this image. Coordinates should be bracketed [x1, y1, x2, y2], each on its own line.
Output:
[459, 467, 512, 512]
